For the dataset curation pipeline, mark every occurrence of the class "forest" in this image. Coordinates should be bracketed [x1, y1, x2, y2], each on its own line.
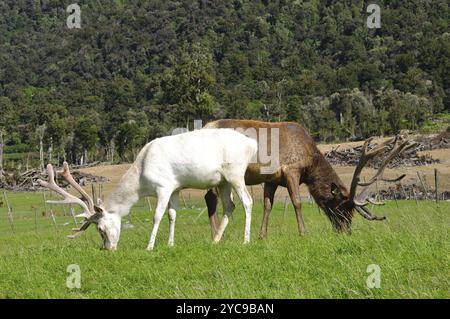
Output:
[0, 0, 449, 167]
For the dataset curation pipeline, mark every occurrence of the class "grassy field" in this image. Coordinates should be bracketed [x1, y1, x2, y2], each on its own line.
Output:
[0, 191, 449, 299]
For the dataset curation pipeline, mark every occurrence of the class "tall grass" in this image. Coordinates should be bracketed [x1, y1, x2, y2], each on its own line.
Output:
[0, 192, 449, 298]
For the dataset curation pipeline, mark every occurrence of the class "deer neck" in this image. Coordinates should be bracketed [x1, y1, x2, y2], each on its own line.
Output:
[105, 164, 141, 217]
[304, 152, 345, 208]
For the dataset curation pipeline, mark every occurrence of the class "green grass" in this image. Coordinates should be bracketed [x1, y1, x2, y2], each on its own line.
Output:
[0, 191, 449, 299]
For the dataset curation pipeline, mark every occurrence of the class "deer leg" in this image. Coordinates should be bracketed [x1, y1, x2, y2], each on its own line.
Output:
[205, 188, 220, 238]
[285, 171, 306, 236]
[231, 182, 253, 244]
[213, 183, 234, 243]
[168, 192, 179, 247]
[259, 183, 278, 239]
[147, 189, 171, 251]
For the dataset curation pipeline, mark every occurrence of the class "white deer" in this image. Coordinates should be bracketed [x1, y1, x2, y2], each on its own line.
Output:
[39, 129, 257, 250]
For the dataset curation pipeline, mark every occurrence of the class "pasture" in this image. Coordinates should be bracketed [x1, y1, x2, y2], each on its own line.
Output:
[0, 191, 448, 299]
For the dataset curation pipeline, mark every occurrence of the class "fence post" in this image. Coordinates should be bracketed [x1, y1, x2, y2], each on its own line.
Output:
[42, 192, 49, 217]
[393, 191, 399, 208]
[69, 205, 78, 227]
[434, 168, 439, 204]
[62, 205, 68, 217]
[400, 183, 408, 199]
[146, 197, 153, 212]
[417, 172, 428, 200]
[180, 192, 187, 208]
[412, 188, 419, 206]
[32, 205, 38, 232]
[3, 191, 15, 234]
[375, 181, 379, 202]
[91, 183, 97, 205]
[49, 205, 58, 232]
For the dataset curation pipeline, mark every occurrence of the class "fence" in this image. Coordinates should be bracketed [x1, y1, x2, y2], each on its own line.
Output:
[1, 169, 448, 236]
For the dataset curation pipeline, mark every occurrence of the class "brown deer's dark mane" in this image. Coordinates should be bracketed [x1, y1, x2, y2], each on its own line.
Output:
[304, 150, 353, 231]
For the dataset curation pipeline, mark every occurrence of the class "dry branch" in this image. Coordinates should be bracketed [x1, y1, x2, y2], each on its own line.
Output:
[0, 166, 108, 191]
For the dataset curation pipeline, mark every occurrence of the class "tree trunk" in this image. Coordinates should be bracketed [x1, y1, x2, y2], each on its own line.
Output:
[39, 138, 44, 172]
[110, 139, 115, 163]
[26, 153, 30, 171]
[0, 130, 4, 177]
[48, 137, 53, 164]
[84, 148, 88, 165]
[36, 124, 46, 172]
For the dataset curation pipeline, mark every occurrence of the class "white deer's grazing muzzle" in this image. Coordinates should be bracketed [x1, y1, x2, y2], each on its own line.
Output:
[97, 213, 121, 250]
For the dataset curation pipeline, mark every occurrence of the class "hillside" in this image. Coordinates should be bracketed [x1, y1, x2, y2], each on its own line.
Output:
[0, 0, 449, 167]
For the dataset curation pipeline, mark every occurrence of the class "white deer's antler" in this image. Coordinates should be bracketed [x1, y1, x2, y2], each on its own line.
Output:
[38, 163, 97, 237]
[60, 162, 95, 214]
[38, 164, 91, 216]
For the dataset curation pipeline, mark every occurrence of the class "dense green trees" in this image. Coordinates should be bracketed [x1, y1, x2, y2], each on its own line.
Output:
[161, 44, 218, 125]
[0, 0, 448, 166]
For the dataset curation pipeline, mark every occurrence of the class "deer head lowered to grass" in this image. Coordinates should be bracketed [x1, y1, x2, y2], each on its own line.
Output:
[39, 129, 257, 250]
[320, 135, 416, 232]
[38, 162, 121, 247]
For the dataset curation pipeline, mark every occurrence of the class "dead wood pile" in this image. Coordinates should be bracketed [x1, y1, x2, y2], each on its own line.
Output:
[369, 183, 450, 201]
[324, 135, 447, 168]
[0, 167, 108, 191]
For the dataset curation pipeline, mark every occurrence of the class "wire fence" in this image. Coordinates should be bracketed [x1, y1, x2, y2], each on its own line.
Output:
[1, 169, 448, 237]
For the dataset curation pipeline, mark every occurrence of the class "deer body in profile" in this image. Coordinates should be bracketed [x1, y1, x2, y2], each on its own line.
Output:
[204, 120, 414, 237]
[39, 129, 257, 250]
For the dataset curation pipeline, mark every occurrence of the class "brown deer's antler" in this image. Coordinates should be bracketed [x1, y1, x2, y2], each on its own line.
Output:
[349, 136, 416, 220]
[38, 162, 97, 238]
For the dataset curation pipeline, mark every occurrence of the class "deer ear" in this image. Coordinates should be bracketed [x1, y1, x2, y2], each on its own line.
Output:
[94, 205, 105, 215]
[331, 183, 342, 199]
[86, 205, 104, 223]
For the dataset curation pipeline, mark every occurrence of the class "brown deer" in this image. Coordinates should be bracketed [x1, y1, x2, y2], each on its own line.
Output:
[204, 119, 413, 237]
